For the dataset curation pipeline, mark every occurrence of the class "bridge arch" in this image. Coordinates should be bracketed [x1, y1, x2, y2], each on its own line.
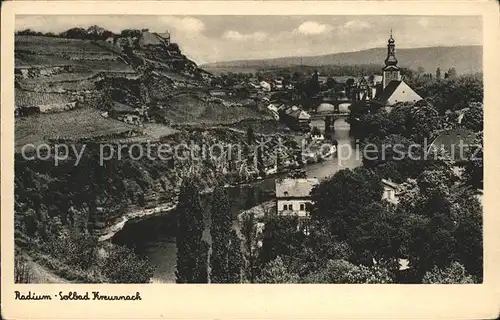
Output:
[313, 102, 350, 132]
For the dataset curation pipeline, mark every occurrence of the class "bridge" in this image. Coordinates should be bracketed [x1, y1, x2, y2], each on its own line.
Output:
[310, 99, 351, 132]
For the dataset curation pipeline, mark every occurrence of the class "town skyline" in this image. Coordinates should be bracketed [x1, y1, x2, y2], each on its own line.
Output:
[16, 15, 482, 64]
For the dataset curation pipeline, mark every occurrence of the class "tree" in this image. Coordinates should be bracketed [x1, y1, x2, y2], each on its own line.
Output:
[256, 145, 265, 176]
[305, 259, 394, 284]
[246, 125, 254, 145]
[408, 101, 443, 143]
[310, 167, 382, 241]
[120, 29, 142, 38]
[255, 256, 300, 283]
[227, 230, 244, 283]
[259, 215, 305, 265]
[461, 103, 483, 132]
[354, 108, 392, 141]
[240, 211, 258, 281]
[447, 67, 457, 78]
[417, 66, 425, 75]
[15, 252, 33, 283]
[176, 176, 207, 283]
[436, 67, 441, 79]
[422, 262, 475, 284]
[452, 191, 483, 280]
[463, 134, 483, 188]
[60, 27, 88, 39]
[308, 70, 321, 97]
[210, 187, 233, 283]
[103, 245, 155, 283]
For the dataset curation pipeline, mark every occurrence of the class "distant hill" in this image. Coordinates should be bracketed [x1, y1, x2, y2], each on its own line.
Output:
[202, 45, 482, 75]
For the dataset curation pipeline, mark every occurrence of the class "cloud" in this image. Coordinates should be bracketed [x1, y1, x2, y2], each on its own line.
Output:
[343, 20, 372, 30]
[161, 16, 205, 33]
[417, 17, 430, 28]
[222, 30, 268, 41]
[295, 21, 332, 35]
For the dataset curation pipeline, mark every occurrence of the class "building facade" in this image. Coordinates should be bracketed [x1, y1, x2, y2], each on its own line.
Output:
[275, 178, 320, 231]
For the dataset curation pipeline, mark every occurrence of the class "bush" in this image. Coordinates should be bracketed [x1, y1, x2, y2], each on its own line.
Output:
[422, 262, 475, 284]
[102, 245, 155, 283]
[32, 252, 105, 283]
[15, 253, 33, 283]
[45, 232, 98, 270]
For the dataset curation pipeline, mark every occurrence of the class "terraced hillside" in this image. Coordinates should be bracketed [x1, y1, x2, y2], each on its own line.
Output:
[15, 36, 134, 72]
[15, 35, 270, 132]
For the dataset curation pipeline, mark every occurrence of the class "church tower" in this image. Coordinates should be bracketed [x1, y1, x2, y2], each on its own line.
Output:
[382, 30, 401, 89]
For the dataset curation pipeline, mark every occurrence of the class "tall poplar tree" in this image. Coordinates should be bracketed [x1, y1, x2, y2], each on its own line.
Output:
[175, 176, 207, 283]
[210, 187, 234, 283]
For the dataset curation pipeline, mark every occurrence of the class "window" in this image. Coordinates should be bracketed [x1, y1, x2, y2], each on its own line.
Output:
[283, 204, 287, 211]
[300, 203, 305, 211]
[288, 204, 293, 210]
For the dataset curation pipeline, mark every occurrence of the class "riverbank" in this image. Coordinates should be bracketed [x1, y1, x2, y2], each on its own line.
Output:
[97, 159, 312, 242]
[108, 119, 360, 282]
[97, 202, 177, 241]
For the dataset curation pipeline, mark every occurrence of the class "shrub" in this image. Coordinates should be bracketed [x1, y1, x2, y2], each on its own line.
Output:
[15, 253, 33, 283]
[102, 245, 154, 283]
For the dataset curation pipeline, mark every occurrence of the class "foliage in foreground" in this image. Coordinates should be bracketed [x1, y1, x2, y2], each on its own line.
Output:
[422, 262, 475, 284]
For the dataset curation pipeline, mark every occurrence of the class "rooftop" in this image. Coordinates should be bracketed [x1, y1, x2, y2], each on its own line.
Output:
[382, 178, 400, 190]
[372, 80, 402, 105]
[276, 178, 320, 198]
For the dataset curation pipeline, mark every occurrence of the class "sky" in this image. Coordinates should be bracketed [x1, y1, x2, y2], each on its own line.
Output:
[16, 15, 482, 64]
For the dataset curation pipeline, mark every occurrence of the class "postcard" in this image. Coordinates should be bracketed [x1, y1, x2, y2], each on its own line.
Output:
[1, 1, 499, 319]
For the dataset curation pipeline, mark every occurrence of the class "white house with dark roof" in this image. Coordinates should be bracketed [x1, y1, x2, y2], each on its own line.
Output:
[275, 178, 320, 218]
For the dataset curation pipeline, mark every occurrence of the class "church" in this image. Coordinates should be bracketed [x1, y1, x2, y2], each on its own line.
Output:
[371, 31, 422, 112]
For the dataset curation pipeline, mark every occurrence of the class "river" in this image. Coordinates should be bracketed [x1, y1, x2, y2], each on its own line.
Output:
[111, 118, 362, 283]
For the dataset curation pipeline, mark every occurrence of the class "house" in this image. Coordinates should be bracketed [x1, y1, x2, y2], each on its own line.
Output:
[381, 179, 402, 204]
[371, 32, 422, 112]
[273, 79, 283, 90]
[276, 177, 320, 231]
[260, 81, 271, 92]
[137, 29, 171, 48]
[266, 103, 280, 120]
[155, 31, 171, 46]
[280, 105, 311, 131]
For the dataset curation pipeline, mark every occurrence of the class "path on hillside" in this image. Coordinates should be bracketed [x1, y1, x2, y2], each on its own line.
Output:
[27, 257, 70, 284]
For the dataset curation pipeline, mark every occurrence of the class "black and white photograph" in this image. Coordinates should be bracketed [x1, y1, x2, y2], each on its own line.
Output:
[12, 12, 484, 287]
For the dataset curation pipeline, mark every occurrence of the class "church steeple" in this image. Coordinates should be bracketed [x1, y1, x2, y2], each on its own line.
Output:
[384, 29, 398, 67]
[382, 30, 401, 88]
